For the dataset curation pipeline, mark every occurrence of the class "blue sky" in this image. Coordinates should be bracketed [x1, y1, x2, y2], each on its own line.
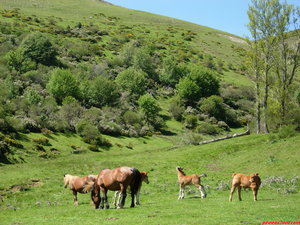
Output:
[107, 0, 300, 38]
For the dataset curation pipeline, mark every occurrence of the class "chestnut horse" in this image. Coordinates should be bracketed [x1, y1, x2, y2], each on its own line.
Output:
[176, 166, 207, 199]
[63, 174, 97, 205]
[229, 173, 261, 201]
[91, 166, 142, 209]
[112, 171, 149, 207]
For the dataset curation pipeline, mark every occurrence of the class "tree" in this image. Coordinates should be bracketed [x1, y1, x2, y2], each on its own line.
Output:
[176, 77, 199, 104]
[5, 48, 36, 74]
[176, 66, 219, 105]
[138, 94, 161, 122]
[247, 0, 300, 132]
[159, 56, 189, 87]
[247, 0, 280, 133]
[20, 33, 58, 66]
[81, 76, 120, 108]
[273, 5, 300, 125]
[115, 67, 148, 97]
[47, 69, 80, 104]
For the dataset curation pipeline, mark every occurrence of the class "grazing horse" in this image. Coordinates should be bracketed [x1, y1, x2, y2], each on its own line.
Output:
[229, 173, 261, 201]
[112, 171, 149, 207]
[91, 166, 142, 209]
[176, 166, 207, 199]
[63, 174, 97, 205]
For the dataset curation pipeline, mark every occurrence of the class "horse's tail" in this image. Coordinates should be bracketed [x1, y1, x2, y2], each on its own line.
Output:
[130, 168, 142, 195]
[83, 181, 94, 193]
[199, 173, 207, 178]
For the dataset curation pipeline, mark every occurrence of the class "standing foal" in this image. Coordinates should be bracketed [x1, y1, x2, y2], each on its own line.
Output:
[176, 166, 207, 199]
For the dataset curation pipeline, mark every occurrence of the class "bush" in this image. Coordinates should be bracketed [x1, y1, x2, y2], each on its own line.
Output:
[47, 69, 80, 104]
[32, 137, 50, 146]
[115, 67, 148, 97]
[277, 125, 297, 139]
[169, 97, 185, 121]
[20, 33, 58, 66]
[184, 115, 198, 129]
[196, 122, 219, 135]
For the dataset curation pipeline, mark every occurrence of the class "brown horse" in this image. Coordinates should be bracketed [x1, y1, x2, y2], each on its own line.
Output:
[113, 171, 149, 207]
[176, 166, 207, 199]
[91, 166, 142, 209]
[229, 173, 261, 201]
[63, 174, 97, 205]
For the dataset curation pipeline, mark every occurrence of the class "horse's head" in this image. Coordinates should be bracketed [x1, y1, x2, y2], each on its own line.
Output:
[141, 172, 149, 184]
[91, 183, 101, 209]
[249, 173, 261, 186]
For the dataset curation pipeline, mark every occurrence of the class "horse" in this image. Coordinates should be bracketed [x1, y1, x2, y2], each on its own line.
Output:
[176, 166, 207, 199]
[63, 174, 97, 205]
[229, 173, 261, 201]
[112, 171, 149, 207]
[91, 166, 142, 209]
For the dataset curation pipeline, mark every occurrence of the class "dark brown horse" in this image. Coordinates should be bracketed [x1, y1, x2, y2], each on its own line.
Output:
[63, 174, 97, 205]
[91, 166, 142, 209]
[113, 171, 149, 207]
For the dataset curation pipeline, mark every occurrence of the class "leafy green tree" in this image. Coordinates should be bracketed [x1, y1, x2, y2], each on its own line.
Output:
[199, 95, 225, 121]
[159, 57, 189, 87]
[24, 87, 42, 105]
[47, 69, 80, 104]
[81, 76, 120, 108]
[20, 33, 58, 66]
[133, 47, 156, 79]
[115, 67, 147, 97]
[189, 66, 220, 98]
[138, 93, 161, 122]
[176, 77, 199, 104]
[5, 49, 36, 74]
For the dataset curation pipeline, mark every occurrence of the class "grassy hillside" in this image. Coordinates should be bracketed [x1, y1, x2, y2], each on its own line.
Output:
[0, 132, 299, 224]
[0, 0, 249, 86]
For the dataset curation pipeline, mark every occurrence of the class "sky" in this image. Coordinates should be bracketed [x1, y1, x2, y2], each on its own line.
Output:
[106, 0, 300, 38]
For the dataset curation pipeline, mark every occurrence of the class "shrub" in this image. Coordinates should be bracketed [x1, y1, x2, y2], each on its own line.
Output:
[277, 125, 297, 139]
[32, 137, 50, 146]
[184, 115, 198, 129]
[115, 67, 148, 97]
[196, 122, 219, 135]
[122, 110, 142, 126]
[138, 94, 161, 122]
[20, 33, 58, 66]
[47, 69, 80, 104]
[168, 97, 185, 121]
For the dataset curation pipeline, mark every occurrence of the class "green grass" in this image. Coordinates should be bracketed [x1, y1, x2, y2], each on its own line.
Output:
[0, 133, 299, 224]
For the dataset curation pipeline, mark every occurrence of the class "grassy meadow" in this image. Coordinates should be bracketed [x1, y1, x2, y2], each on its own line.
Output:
[0, 132, 299, 225]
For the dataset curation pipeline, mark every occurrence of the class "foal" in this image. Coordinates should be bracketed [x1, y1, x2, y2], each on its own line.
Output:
[176, 166, 207, 199]
[229, 173, 261, 201]
[112, 171, 149, 207]
[63, 174, 97, 205]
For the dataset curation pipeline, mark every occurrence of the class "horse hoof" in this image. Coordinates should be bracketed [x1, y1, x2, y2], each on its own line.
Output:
[105, 205, 110, 209]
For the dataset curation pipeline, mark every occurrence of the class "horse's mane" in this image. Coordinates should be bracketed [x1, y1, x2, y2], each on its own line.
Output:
[63, 174, 79, 188]
[177, 168, 186, 176]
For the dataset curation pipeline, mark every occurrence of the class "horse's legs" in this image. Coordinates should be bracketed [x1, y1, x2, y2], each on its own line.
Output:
[238, 186, 242, 201]
[130, 186, 135, 208]
[198, 184, 207, 198]
[178, 185, 185, 199]
[112, 191, 120, 208]
[136, 190, 140, 205]
[73, 190, 78, 205]
[103, 189, 109, 209]
[229, 186, 236, 201]
[118, 184, 127, 209]
[252, 188, 258, 201]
